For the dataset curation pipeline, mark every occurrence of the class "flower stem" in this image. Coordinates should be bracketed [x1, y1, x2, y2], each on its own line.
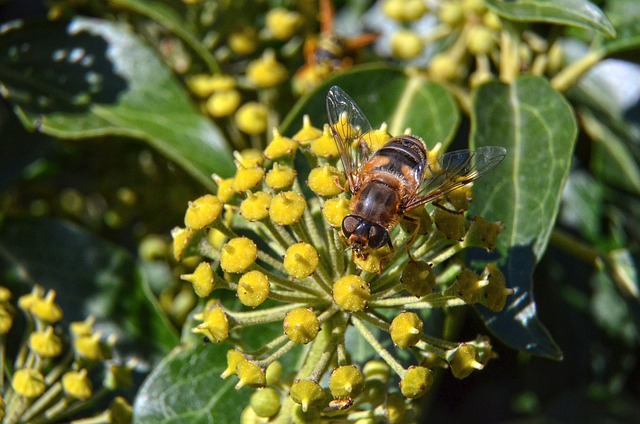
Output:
[351, 315, 405, 377]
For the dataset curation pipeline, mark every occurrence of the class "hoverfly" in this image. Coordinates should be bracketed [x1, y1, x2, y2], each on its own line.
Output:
[326, 86, 506, 260]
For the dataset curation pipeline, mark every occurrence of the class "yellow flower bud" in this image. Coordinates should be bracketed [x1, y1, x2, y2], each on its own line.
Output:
[187, 74, 236, 97]
[235, 102, 269, 135]
[283, 307, 320, 344]
[307, 164, 344, 197]
[466, 26, 495, 55]
[389, 312, 423, 348]
[383, 0, 428, 21]
[233, 166, 265, 193]
[400, 366, 433, 398]
[265, 163, 296, 190]
[428, 53, 463, 81]
[290, 379, 325, 412]
[171, 226, 195, 261]
[193, 303, 229, 343]
[240, 191, 272, 221]
[246, 50, 288, 88]
[266, 8, 302, 40]
[265, 361, 282, 386]
[12, 369, 46, 398]
[462, 0, 486, 15]
[0, 306, 12, 335]
[0, 286, 11, 302]
[269, 191, 306, 225]
[353, 246, 391, 274]
[366, 123, 392, 152]
[333, 275, 370, 312]
[385, 393, 406, 424]
[250, 387, 281, 418]
[29, 326, 63, 357]
[62, 369, 92, 400]
[283, 242, 319, 279]
[184, 194, 223, 229]
[181, 261, 215, 298]
[465, 216, 504, 251]
[438, 2, 464, 26]
[235, 149, 264, 168]
[74, 333, 105, 361]
[391, 29, 424, 60]
[228, 27, 258, 55]
[237, 270, 270, 307]
[364, 360, 391, 383]
[322, 196, 350, 228]
[433, 207, 467, 240]
[206, 89, 241, 118]
[31, 289, 63, 323]
[483, 11, 502, 31]
[213, 175, 236, 203]
[400, 260, 436, 297]
[309, 124, 340, 158]
[220, 237, 257, 273]
[221, 349, 245, 379]
[236, 360, 266, 389]
[482, 263, 512, 312]
[264, 128, 297, 160]
[454, 268, 487, 304]
[329, 365, 365, 399]
[293, 115, 323, 145]
[446, 343, 484, 379]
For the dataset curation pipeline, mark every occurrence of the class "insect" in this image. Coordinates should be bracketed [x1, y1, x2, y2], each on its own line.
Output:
[326, 86, 507, 260]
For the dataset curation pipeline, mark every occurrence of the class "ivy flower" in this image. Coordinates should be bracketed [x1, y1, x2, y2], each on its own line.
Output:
[173, 113, 511, 420]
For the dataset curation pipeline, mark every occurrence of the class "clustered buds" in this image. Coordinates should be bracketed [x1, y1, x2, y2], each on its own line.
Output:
[173, 115, 509, 420]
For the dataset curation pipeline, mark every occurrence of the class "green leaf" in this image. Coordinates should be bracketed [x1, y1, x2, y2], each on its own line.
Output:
[0, 18, 234, 187]
[485, 0, 616, 38]
[599, 19, 640, 55]
[469, 76, 578, 359]
[282, 66, 460, 151]
[134, 342, 250, 423]
[0, 217, 179, 357]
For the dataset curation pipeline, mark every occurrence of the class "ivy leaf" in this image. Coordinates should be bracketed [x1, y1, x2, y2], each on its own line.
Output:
[0, 17, 234, 187]
[486, 0, 616, 38]
[469, 76, 578, 360]
[0, 217, 178, 358]
[282, 66, 460, 151]
[599, 19, 640, 55]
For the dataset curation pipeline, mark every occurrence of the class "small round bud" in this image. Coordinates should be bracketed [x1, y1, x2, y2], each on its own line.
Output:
[482, 263, 511, 312]
[266, 8, 302, 40]
[221, 349, 245, 379]
[237, 270, 270, 307]
[265, 163, 296, 190]
[214, 176, 235, 203]
[236, 149, 263, 167]
[284, 308, 320, 344]
[389, 312, 423, 348]
[383, 0, 428, 21]
[400, 366, 433, 398]
[31, 290, 63, 323]
[483, 11, 502, 31]
[391, 29, 424, 60]
[428, 53, 463, 81]
[62, 369, 92, 400]
[74, 333, 105, 360]
[171, 226, 194, 261]
[363, 360, 391, 383]
[240, 191, 272, 221]
[264, 128, 297, 159]
[228, 27, 258, 55]
[385, 393, 407, 424]
[265, 361, 282, 386]
[454, 268, 486, 304]
[401, 260, 436, 297]
[0, 286, 11, 302]
[466, 216, 504, 251]
[235, 102, 269, 135]
[329, 365, 365, 399]
[307, 165, 344, 197]
[466, 26, 495, 55]
[283, 243, 319, 279]
[205, 89, 241, 118]
[138, 234, 167, 261]
[290, 379, 325, 412]
[462, 0, 486, 15]
[269, 191, 306, 225]
[322, 196, 350, 228]
[433, 207, 467, 240]
[250, 387, 281, 418]
[446, 185, 472, 211]
[333, 275, 370, 312]
[0, 306, 13, 334]
[236, 360, 266, 389]
[246, 50, 288, 88]
[447, 343, 484, 379]
[353, 246, 391, 274]
[184, 194, 223, 229]
[438, 2, 464, 26]
[187, 74, 236, 97]
[221, 237, 257, 273]
[29, 326, 63, 358]
[233, 166, 265, 193]
[367, 123, 392, 152]
[12, 369, 46, 398]
[310, 124, 340, 158]
[293, 115, 323, 145]
[193, 304, 229, 343]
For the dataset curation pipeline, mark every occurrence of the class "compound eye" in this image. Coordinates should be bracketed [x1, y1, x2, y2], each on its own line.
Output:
[342, 215, 360, 237]
[368, 224, 389, 249]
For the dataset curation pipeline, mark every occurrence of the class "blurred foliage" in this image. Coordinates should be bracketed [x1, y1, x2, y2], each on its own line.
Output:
[0, 0, 639, 422]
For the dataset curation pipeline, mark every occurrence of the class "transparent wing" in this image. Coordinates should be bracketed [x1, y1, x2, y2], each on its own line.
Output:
[326, 86, 374, 193]
[404, 146, 507, 211]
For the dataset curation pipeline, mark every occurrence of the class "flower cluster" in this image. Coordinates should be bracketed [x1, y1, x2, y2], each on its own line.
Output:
[173, 115, 512, 420]
[0, 285, 134, 423]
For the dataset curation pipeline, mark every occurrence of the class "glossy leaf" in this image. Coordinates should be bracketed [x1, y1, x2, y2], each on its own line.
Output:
[282, 66, 460, 151]
[469, 76, 578, 359]
[0, 17, 234, 187]
[598, 19, 640, 55]
[0, 217, 179, 357]
[486, 0, 616, 38]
